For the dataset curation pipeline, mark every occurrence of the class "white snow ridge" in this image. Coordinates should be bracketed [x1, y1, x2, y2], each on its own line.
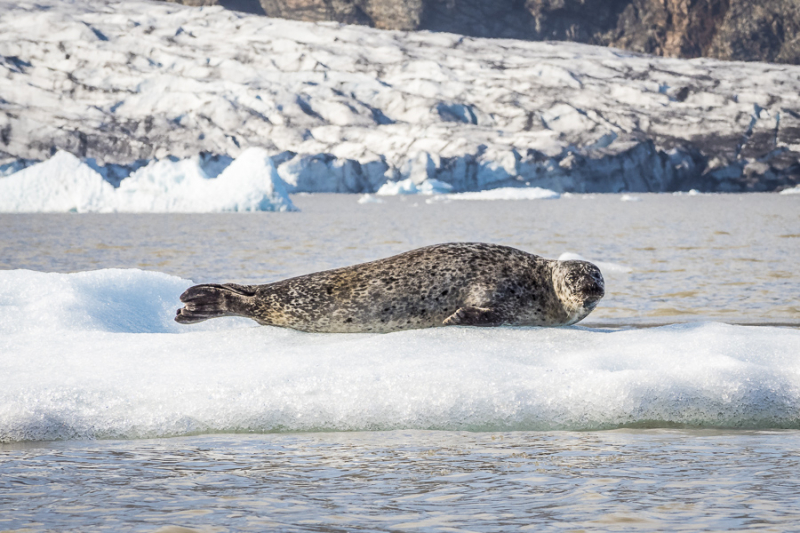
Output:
[0, 148, 296, 212]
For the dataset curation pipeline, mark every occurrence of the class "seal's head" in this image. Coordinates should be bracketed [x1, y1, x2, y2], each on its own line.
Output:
[551, 260, 605, 325]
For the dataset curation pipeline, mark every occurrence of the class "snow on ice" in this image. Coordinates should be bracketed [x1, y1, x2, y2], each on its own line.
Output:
[1, 268, 799, 442]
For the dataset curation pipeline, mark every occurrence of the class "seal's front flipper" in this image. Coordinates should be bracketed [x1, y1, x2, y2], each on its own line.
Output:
[175, 283, 256, 324]
[443, 306, 501, 327]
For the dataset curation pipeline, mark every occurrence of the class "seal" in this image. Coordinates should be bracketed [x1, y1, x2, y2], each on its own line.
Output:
[175, 242, 604, 333]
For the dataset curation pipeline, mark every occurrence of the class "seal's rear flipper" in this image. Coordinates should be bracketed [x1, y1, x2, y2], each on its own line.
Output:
[175, 283, 257, 324]
[443, 306, 501, 327]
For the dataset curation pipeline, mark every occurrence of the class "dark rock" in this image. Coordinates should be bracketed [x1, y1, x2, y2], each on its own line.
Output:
[260, 0, 422, 29]
[164, 0, 800, 64]
[258, 0, 370, 25]
[607, 0, 730, 58]
[163, 0, 218, 5]
[707, 1, 800, 64]
[360, 0, 422, 30]
[164, 0, 267, 14]
[420, 0, 535, 40]
[524, 0, 630, 43]
[219, 0, 266, 14]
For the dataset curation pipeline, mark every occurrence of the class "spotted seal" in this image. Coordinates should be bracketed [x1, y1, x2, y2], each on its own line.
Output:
[175, 242, 604, 333]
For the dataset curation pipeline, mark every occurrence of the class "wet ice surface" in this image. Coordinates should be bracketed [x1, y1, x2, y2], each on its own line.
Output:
[3, 431, 800, 531]
[2, 193, 798, 324]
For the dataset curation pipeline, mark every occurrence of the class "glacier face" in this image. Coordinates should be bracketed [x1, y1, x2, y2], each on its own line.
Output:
[0, 0, 798, 194]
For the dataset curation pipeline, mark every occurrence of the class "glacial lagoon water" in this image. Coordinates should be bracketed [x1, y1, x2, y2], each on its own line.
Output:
[4, 430, 800, 531]
[1, 193, 799, 531]
[2, 192, 799, 325]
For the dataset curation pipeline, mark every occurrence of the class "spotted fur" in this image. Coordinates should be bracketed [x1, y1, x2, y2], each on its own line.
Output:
[175, 243, 604, 333]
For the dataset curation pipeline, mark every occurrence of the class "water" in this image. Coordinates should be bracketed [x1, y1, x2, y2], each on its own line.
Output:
[3, 431, 800, 531]
[2, 193, 798, 326]
[1, 193, 799, 531]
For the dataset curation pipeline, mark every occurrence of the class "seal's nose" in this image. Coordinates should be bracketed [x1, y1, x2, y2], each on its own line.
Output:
[581, 279, 605, 301]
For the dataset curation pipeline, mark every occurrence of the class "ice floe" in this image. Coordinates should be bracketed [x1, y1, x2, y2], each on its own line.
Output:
[672, 189, 702, 196]
[0, 148, 296, 212]
[376, 178, 454, 196]
[2, 268, 799, 442]
[357, 194, 385, 204]
[444, 187, 560, 201]
[620, 194, 643, 202]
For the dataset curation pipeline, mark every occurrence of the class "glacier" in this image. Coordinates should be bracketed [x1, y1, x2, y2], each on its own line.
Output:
[0, 0, 798, 205]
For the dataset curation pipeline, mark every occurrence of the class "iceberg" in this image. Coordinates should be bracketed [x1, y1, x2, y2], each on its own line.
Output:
[116, 147, 296, 212]
[357, 194, 385, 204]
[0, 148, 296, 213]
[0, 158, 37, 178]
[376, 178, 454, 195]
[0, 151, 116, 212]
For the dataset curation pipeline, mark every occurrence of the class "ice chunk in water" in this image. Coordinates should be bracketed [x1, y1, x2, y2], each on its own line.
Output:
[2, 269, 799, 442]
[0, 149, 296, 212]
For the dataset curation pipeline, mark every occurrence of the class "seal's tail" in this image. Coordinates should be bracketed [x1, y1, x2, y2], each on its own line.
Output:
[175, 283, 257, 324]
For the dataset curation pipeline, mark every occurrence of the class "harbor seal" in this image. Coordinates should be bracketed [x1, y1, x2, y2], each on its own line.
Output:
[175, 242, 604, 333]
